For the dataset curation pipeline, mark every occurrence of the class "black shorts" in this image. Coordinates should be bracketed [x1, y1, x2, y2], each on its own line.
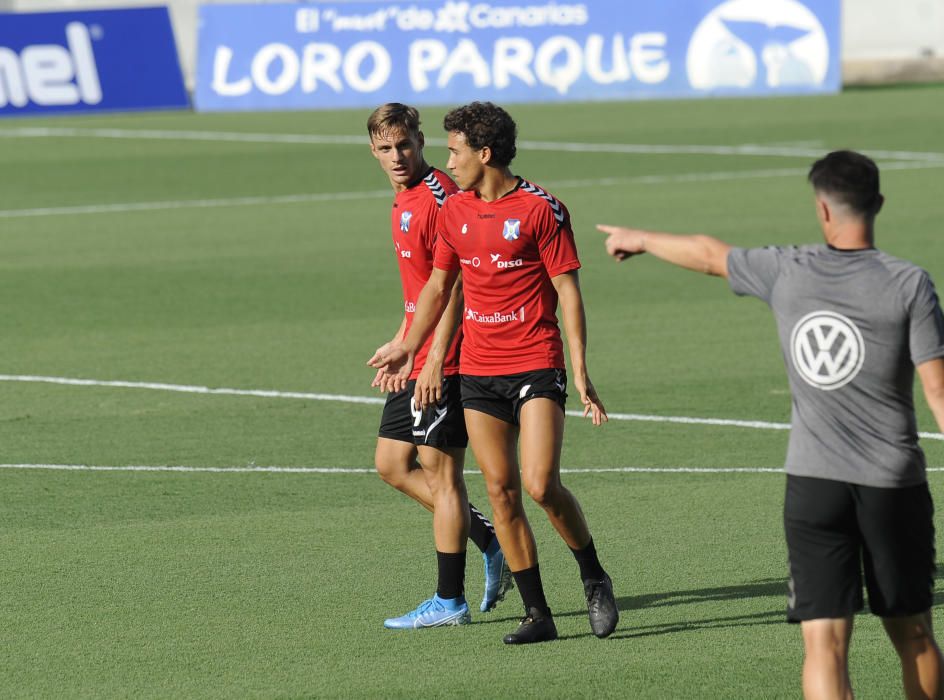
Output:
[377, 375, 468, 449]
[460, 369, 567, 426]
[783, 474, 936, 622]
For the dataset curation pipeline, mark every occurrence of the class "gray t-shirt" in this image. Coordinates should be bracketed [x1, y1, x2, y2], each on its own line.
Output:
[728, 244, 944, 487]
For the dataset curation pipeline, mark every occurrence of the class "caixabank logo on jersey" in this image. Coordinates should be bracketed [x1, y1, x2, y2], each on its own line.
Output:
[194, 0, 839, 112]
[0, 7, 188, 116]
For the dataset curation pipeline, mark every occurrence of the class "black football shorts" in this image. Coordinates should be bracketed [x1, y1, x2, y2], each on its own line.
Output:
[377, 375, 468, 449]
[783, 474, 936, 622]
[460, 368, 567, 425]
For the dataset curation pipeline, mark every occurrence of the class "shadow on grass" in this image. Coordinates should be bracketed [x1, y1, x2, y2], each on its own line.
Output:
[548, 578, 788, 640]
[470, 579, 784, 625]
[480, 564, 944, 639]
[557, 609, 783, 641]
[558, 564, 944, 641]
[613, 577, 788, 613]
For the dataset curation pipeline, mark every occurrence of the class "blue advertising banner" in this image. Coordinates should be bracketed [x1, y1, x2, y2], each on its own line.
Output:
[195, 0, 841, 112]
[0, 7, 188, 116]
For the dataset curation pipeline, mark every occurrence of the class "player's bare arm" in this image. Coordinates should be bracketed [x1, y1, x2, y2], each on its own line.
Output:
[596, 224, 731, 278]
[551, 270, 608, 426]
[917, 358, 944, 433]
[414, 275, 463, 410]
[367, 266, 460, 380]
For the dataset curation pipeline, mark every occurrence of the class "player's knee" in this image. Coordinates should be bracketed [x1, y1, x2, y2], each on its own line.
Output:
[430, 472, 465, 500]
[419, 455, 462, 493]
[524, 482, 551, 507]
[375, 457, 409, 490]
[522, 473, 561, 508]
[485, 481, 522, 520]
[421, 467, 451, 497]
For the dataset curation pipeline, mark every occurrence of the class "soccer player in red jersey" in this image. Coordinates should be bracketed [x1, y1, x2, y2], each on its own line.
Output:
[369, 102, 617, 644]
[366, 104, 512, 630]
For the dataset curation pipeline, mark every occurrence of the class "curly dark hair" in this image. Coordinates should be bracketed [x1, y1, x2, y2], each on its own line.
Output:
[443, 102, 517, 167]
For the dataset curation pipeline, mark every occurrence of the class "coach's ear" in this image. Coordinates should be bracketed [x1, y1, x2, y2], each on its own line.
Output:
[417, 130, 425, 150]
[814, 195, 831, 225]
[479, 145, 493, 166]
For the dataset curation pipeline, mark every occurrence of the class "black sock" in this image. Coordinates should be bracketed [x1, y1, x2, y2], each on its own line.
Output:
[570, 538, 606, 582]
[436, 551, 466, 600]
[511, 565, 550, 616]
[467, 502, 496, 553]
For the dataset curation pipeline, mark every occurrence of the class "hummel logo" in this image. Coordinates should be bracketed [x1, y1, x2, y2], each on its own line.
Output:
[490, 253, 501, 263]
[555, 381, 566, 392]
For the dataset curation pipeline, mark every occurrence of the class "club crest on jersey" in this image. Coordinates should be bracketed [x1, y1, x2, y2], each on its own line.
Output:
[400, 211, 413, 232]
[502, 219, 521, 241]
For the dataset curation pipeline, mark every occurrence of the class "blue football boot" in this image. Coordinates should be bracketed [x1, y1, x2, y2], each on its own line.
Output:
[480, 538, 515, 612]
[383, 594, 471, 629]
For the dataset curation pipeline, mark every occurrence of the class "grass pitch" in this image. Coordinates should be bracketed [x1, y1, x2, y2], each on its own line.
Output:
[2, 85, 944, 698]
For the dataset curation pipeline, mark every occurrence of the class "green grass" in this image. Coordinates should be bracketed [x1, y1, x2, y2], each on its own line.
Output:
[2, 85, 944, 697]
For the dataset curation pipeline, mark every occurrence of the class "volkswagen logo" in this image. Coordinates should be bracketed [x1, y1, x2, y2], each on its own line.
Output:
[790, 310, 864, 390]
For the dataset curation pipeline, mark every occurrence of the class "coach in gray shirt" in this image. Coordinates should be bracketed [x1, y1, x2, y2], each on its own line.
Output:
[598, 150, 944, 700]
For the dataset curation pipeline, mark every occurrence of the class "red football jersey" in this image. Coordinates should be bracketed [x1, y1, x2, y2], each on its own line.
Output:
[391, 168, 462, 379]
[433, 178, 581, 376]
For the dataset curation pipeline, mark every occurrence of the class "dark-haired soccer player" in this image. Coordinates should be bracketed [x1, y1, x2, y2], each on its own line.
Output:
[599, 150, 944, 699]
[367, 103, 512, 629]
[370, 102, 618, 644]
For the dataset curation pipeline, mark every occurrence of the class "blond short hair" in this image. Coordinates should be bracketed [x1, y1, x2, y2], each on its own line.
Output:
[367, 103, 421, 139]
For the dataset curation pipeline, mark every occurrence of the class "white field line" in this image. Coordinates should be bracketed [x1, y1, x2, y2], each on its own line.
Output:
[0, 169, 793, 220]
[0, 169, 789, 220]
[3, 463, 944, 475]
[0, 374, 385, 406]
[0, 190, 391, 219]
[1, 127, 941, 220]
[3, 161, 944, 220]
[4, 126, 944, 163]
[3, 373, 943, 441]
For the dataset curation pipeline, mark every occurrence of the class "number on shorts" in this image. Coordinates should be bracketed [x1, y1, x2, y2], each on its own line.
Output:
[409, 397, 423, 428]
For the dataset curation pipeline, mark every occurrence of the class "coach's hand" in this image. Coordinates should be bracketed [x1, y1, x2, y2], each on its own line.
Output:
[575, 374, 608, 426]
[597, 224, 647, 261]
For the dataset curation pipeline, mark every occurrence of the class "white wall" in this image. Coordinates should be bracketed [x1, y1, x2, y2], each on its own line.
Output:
[843, 0, 944, 60]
